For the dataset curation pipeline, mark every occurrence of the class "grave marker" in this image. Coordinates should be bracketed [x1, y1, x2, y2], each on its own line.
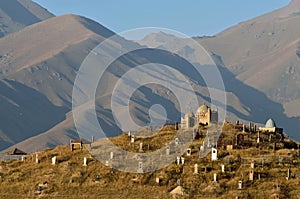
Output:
[95, 175, 100, 183]
[110, 152, 114, 160]
[175, 138, 180, 145]
[52, 156, 56, 165]
[251, 160, 255, 169]
[186, 148, 192, 156]
[211, 148, 217, 161]
[221, 164, 225, 173]
[105, 161, 109, 167]
[214, 173, 217, 182]
[166, 147, 170, 156]
[36, 154, 39, 164]
[238, 181, 243, 189]
[131, 136, 135, 143]
[139, 143, 143, 152]
[137, 162, 143, 173]
[83, 157, 87, 166]
[249, 170, 254, 181]
[194, 164, 198, 174]
[177, 156, 180, 165]
[181, 157, 185, 165]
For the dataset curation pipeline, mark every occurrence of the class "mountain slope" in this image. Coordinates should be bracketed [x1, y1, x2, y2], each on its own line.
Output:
[197, 0, 300, 117]
[0, 0, 53, 37]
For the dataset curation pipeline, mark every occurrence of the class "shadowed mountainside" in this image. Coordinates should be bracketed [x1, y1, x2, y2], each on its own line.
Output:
[0, 0, 53, 37]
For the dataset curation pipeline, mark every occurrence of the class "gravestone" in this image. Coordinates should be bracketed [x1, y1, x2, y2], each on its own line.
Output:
[226, 158, 231, 164]
[249, 170, 254, 181]
[177, 157, 180, 165]
[128, 131, 131, 137]
[186, 148, 192, 156]
[175, 122, 179, 130]
[137, 162, 143, 173]
[251, 160, 255, 169]
[21, 156, 25, 161]
[105, 161, 109, 167]
[286, 169, 290, 180]
[177, 156, 180, 165]
[214, 173, 217, 182]
[52, 156, 56, 165]
[221, 164, 225, 173]
[83, 157, 87, 166]
[181, 157, 185, 165]
[166, 147, 170, 155]
[207, 137, 211, 148]
[175, 138, 180, 145]
[156, 177, 160, 184]
[200, 146, 204, 152]
[194, 164, 198, 174]
[211, 148, 217, 161]
[36, 154, 39, 164]
[95, 175, 100, 183]
[236, 134, 245, 145]
[177, 179, 181, 186]
[226, 145, 233, 151]
[110, 152, 114, 160]
[269, 134, 272, 142]
[139, 143, 143, 152]
[131, 136, 135, 143]
[279, 156, 283, 165]
[238, 181, 243, 189]
[193, 129, 197, 140]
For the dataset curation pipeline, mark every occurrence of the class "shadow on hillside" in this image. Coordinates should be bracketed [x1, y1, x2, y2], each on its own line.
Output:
[0, 79, 68, 150]
[0, 1, 41, 25]
[95, 48, 300, 140]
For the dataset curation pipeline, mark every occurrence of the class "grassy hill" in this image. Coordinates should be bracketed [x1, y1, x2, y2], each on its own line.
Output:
[0, 123, 299, 198]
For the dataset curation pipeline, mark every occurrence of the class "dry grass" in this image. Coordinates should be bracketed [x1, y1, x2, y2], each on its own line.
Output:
[0, 125, 300, 198]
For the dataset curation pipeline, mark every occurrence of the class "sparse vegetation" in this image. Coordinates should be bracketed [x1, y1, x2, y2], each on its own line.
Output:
[0, 123, 300, 198]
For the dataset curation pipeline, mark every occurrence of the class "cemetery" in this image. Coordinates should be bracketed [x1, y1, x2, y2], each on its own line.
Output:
[0, 120, 299, 198]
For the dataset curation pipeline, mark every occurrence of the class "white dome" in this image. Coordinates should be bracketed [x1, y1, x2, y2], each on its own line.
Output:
[197, 104, 209, 114]
[265, 118, 276, 128]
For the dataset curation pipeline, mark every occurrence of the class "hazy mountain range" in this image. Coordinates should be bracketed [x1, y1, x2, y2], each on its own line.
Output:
[0, 0, 299, 152]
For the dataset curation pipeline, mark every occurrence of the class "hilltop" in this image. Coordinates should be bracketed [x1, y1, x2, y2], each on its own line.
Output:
[1, 123, 300, 198]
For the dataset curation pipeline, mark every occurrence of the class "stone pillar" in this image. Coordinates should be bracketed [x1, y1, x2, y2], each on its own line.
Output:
[181, 157, 185, 165]
[110, 152, 114, 160]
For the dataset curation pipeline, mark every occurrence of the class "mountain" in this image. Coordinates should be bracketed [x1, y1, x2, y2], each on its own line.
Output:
[197, 0, 300, 118]
[1, 1, 300, 152]
[0, 14, 117, 150]
[139, 0, 300, 139]
[0, 0, 54, 37]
